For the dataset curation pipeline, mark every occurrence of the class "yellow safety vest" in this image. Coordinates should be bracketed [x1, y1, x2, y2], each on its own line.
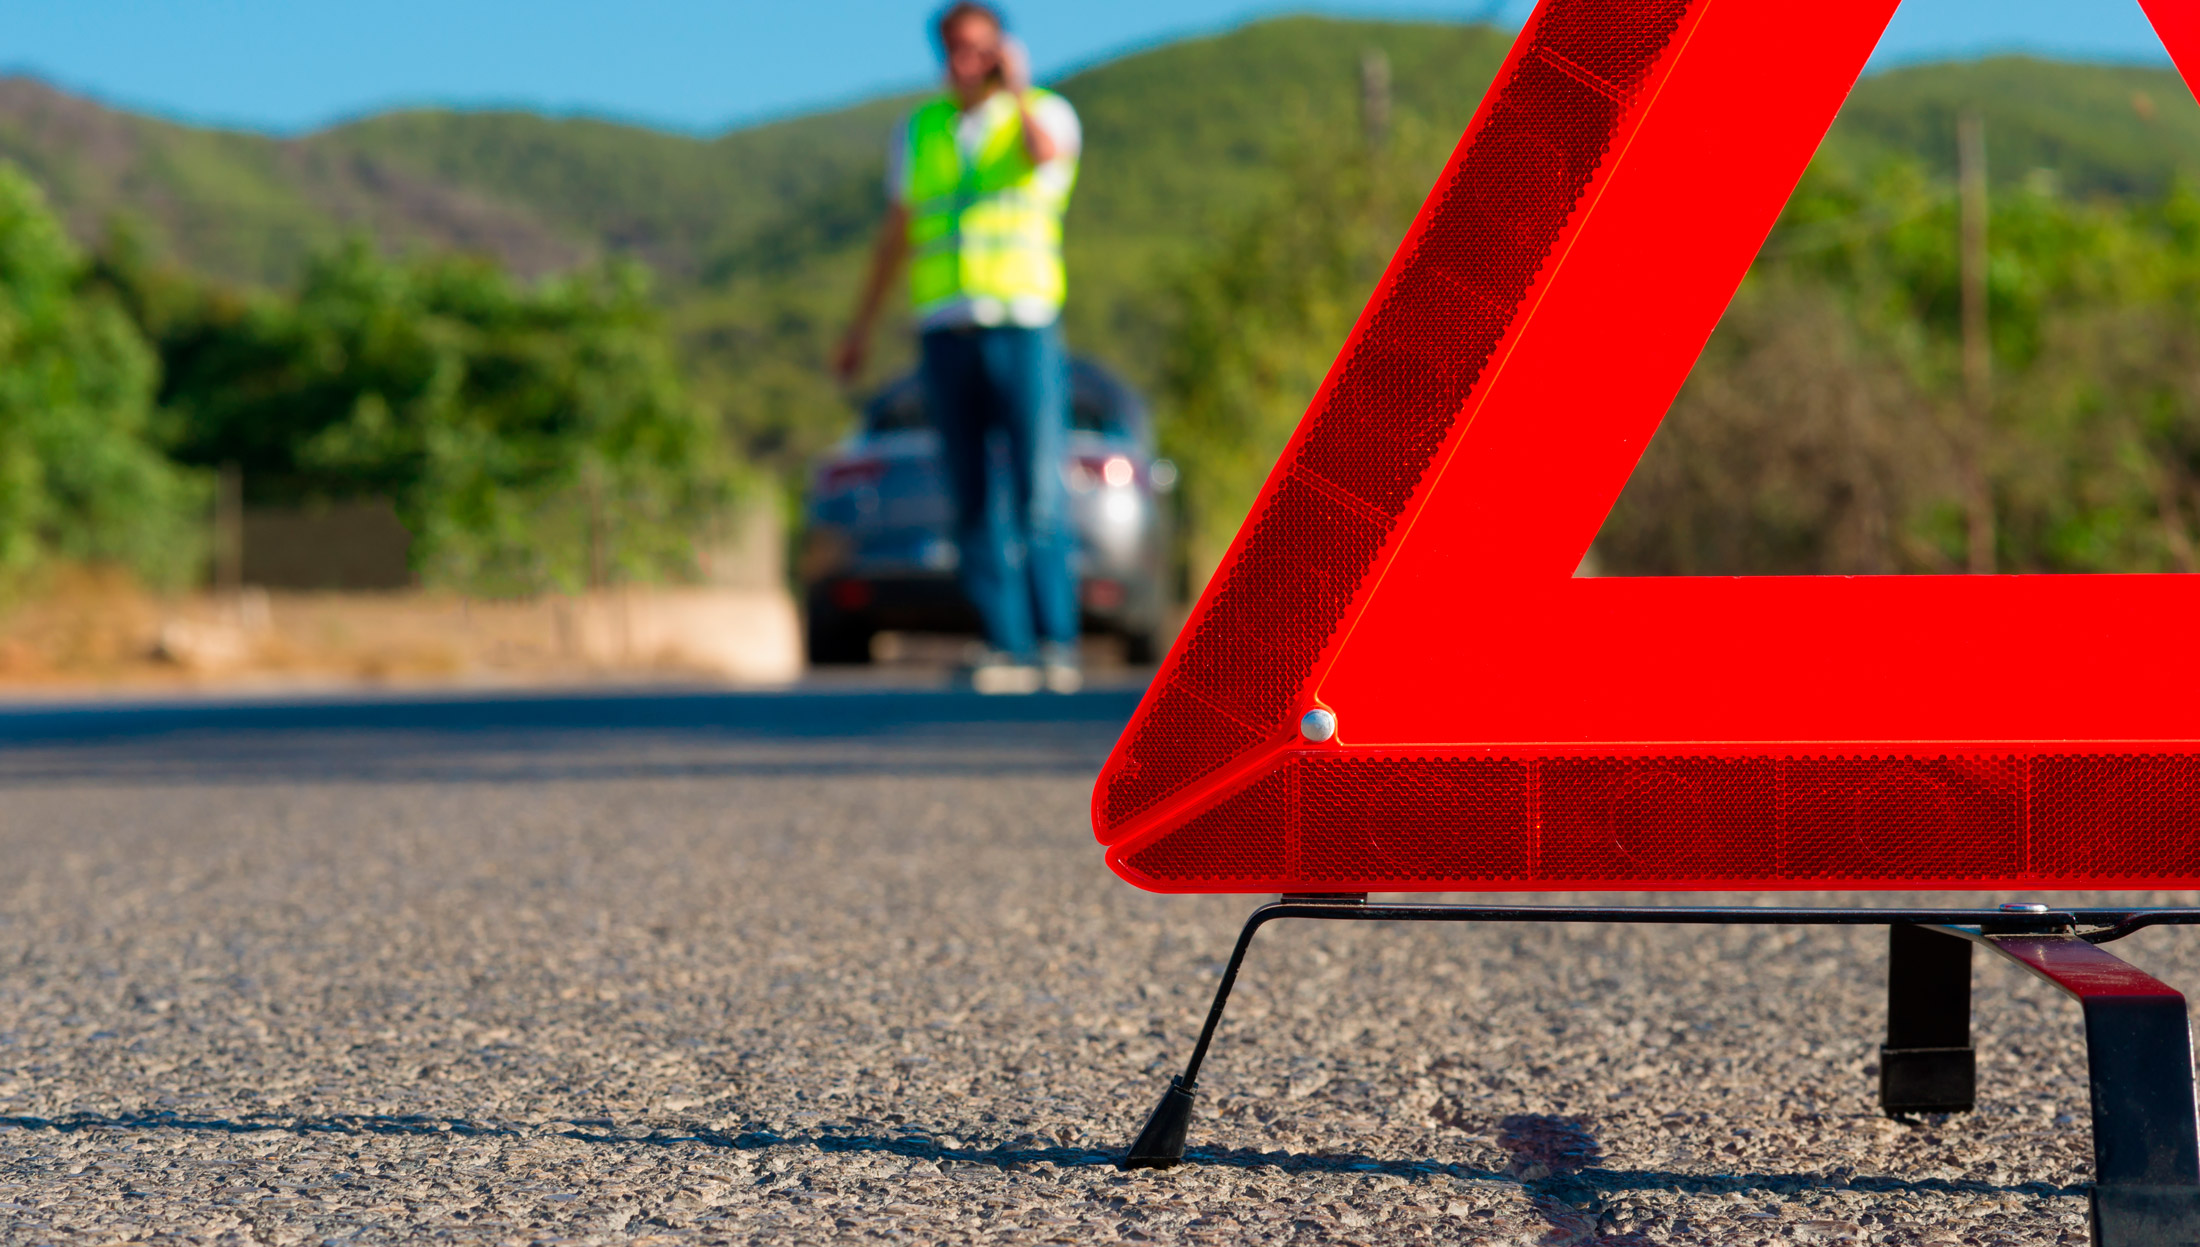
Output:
[904, 90, 1076, 319]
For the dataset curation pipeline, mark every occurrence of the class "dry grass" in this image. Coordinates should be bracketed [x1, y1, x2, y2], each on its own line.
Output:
[0, 566, 800, 694]
[0, 566, 174, 684]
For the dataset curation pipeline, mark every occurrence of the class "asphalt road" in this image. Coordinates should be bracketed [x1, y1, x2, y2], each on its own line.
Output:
[0, 683, 2193, 1244]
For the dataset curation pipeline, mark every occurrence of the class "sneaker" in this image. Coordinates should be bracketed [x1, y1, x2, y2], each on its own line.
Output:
[1040, 642, 1083, 695]
[965, 651, 1041, 695]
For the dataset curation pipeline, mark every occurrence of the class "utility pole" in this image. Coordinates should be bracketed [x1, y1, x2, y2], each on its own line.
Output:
[1360, 48, 1391, 152]
[1957, 113, 1995, 574]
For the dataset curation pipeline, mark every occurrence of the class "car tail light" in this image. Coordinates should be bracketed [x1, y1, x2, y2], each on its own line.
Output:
[828, 579, 873, 611]
[1084, 579, 1126, 610]
[817, 458, 886, 495]
[1068, 455, 1137, 491]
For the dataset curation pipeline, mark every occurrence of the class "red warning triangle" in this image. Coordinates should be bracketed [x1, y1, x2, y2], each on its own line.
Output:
[1095, 0, 2200, 893]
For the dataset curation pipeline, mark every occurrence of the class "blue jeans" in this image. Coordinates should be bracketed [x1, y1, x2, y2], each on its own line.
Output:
[920, 323, 1078, 659]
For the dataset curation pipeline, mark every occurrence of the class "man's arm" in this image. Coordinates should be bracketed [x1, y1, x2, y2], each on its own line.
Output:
[1000, 38, 1060, 166]
[1015, 96, 1059, 165]
[832, 201, 909, 383]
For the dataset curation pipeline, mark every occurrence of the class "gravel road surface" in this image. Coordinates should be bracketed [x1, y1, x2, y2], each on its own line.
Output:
[0, 686, 2193, 1244]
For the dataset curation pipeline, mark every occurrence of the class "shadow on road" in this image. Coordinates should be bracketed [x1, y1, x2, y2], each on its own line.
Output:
[0, 685, 1146, 745]
[0, 1109, 2088, 1202]
[0, 685, 1146, 785]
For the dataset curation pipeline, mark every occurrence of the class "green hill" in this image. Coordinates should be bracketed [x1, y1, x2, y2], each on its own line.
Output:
[4, 17, 2199, 474]
[1822, 56, 2200, 196]
[6, 24, 2193, 283]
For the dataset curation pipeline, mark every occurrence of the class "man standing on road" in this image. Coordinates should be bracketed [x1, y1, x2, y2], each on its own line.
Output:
[833, 1, 1083, 695]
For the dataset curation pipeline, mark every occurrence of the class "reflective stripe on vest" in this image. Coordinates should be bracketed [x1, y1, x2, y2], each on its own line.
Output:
[904, 90, 1076, 318]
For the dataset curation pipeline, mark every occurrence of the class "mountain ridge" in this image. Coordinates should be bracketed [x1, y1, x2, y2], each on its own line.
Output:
[5, 17, 2199, 474]
[10, 19, 2196, 294]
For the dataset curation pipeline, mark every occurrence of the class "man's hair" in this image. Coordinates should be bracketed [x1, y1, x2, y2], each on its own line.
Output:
[933, 1, 1006, 54]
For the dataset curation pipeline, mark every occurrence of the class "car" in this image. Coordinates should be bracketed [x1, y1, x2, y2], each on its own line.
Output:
[800, 357, 1175, 665]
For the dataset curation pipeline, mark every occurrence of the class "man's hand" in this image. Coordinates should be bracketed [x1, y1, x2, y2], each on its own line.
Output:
[831, 328, 868, 385]
[1004, 38, 1058, 166]
[836, 204, 908, 387]
[1001, 35, 1032, 95]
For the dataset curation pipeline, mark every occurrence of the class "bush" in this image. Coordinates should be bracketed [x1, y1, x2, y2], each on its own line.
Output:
[152, 242, 737, 595]
[0, 164, 208, 588]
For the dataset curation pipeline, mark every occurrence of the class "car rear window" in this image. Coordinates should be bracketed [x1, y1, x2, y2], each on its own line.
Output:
[864, 363, 1139, 438]
[869, 383, 929, 433]
[1070, 379, 1113, 433]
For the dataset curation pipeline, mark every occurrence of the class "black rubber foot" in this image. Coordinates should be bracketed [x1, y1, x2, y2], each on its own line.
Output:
[1879, 1044, 1976, 1115]
[1121, 1076, 1196, 1169]
[2092, 1184, 2200, 1246]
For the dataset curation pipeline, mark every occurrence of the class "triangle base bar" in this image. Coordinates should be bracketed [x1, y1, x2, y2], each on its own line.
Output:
[1110, 748, 2200, 893]
[1119, 899, 2200, 1247]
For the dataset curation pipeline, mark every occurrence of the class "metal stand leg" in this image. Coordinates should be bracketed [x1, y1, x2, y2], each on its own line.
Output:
[1970, 932, 2200, 1246]
[1121, 905, 1273, 1167]
[1117, 898, 2200, 1246]
[1882, 923, 1977, 1114]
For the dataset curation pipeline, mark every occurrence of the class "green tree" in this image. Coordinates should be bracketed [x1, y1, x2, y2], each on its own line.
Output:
[151, 243, 736, 595]
[1158, 126, 2200, 582]
[1766, 164, 2200, 573]
[1607, 161, 2200, 576]
[0, 164, 207, 589]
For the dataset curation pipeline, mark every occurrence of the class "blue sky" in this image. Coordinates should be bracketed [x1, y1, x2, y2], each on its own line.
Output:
[0, 0, 2177, 136]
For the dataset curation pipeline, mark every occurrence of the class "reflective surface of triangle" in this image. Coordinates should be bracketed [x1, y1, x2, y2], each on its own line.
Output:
[1095, 0, 2200, 893]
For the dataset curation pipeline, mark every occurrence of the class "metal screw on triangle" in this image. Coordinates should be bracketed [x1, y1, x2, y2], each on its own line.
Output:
[1299, 708, 1337, 743]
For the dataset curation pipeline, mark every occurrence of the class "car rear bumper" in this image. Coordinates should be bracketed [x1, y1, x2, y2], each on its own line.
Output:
[810, 573, 978, 633]
[807, 570, 1158, 636]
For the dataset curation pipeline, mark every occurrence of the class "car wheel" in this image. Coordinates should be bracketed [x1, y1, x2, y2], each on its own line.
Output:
[806, 612, 876, 665]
